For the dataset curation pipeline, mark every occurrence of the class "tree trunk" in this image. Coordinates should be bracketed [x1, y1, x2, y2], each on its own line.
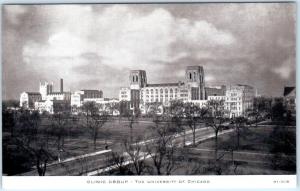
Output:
[214, 130, 218, 163]
[130, 126, 133, 143]
[193, 128, 196, 147]
[156, 166, 161, 175]
[255, 116, 258, 128]
[237, 130, 240, 150]
[93, 136, 97, 150]
[183, 129, 186, 147]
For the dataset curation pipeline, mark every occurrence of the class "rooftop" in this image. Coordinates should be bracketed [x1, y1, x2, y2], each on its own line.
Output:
[186, 66, 203, 70]
[81, 89, 102, 92]
[49, 91, 71, 95]
[146, 82, 184, 87]
[25, 92, 41, 95]
[283, 86, 295, 97]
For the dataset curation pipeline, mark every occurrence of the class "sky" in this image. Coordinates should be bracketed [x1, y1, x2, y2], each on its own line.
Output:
[2, 3, 296, 100]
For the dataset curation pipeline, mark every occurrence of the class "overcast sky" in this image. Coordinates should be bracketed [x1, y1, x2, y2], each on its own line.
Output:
[2, 3, 296, 100]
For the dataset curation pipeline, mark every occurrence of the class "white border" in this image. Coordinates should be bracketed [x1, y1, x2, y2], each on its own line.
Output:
[2, 175, 297, 190]
[1, 1, 298, 190]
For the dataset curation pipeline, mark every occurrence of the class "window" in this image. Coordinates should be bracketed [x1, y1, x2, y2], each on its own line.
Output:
[189, 72, 192, 79]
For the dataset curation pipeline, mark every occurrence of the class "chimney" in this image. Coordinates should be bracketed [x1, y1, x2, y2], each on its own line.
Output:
[60, 78, 63, 93]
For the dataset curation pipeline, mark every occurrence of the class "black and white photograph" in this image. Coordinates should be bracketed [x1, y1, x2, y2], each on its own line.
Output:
[1, 1, 297, 189]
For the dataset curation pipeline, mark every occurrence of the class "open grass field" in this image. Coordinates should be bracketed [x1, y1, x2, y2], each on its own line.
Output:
[3, 113, 296, 175]
[3, 116, 190, 175]
[196, 126, 296, 153]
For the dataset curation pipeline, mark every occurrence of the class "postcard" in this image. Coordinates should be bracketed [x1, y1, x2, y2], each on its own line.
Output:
[1, 2, 297, 189]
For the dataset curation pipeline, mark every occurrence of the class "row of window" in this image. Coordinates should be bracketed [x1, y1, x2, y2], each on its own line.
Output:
[142, 88, 179, 94]
[143, 97, 177, 103]
[226, 97, 242, 101]
[143, 94, 178, 98]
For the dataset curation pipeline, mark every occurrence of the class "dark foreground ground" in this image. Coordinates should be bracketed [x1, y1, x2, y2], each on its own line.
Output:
[2, 116, 296, 175]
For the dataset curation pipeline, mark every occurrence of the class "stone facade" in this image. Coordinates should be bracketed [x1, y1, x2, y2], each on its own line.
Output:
[20, 92, 42, 109]
[120, 66, 206, 114]
[225, 84, 255, 117]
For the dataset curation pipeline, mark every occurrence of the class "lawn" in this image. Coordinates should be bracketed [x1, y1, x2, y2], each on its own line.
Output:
[3, 114, 296, 175]
[2, 116, 177, 175]
[197, 126, 296, 153]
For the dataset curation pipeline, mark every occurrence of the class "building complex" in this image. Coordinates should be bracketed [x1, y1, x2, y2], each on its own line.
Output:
[119, 66, 255, 117]
[19, 66, 256, 117]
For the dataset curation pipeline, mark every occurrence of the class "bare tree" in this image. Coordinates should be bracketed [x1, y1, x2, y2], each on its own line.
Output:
[233, 116, 247, 150]
[14, 111, 53, 176]
[184, 103, 208, 147]
[126, 108, 140, 144]
[109, 151, 132, 175]
[123, 138, 147, 175]
[206, 100, 228, 175]
[146, 119, 177, 175]
[16, 110, 41, 146]
[82, 101, 98, 126]
[169, 100, 185, 147]
[49, 112, 69, 159]
[81, 101, 109, 150]
[89, 111, 109, 150]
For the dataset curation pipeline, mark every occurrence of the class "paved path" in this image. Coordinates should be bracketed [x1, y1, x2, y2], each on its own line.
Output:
[20, 150, 112, 176]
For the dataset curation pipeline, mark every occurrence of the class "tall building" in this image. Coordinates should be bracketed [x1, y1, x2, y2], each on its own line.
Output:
[129, 70, 147, 111]
[60, 78, 64, 93]
[71, 89, 103, 107]
[185, 66, 205, 100]
[35, 78, 71, 113]
[20, 92, 42, 109]
[39, 78, 71, 101]
[119, 66, 256, 117]
[39, 81, 53, 100]
[120, 66, 207, 114]
[119, 87, 131, 102]
[225, 84, 255, 118]
[205, 85, 226, 97]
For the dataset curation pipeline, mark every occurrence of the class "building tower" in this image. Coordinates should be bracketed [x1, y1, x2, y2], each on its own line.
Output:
[39, 81, 53, 100]
[129, 70, 147, 112]
[60, 78, 63, 93]
[59, 78, 63, 93]
[185, 66, 205, 100]
[129, 70, 147, 90]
